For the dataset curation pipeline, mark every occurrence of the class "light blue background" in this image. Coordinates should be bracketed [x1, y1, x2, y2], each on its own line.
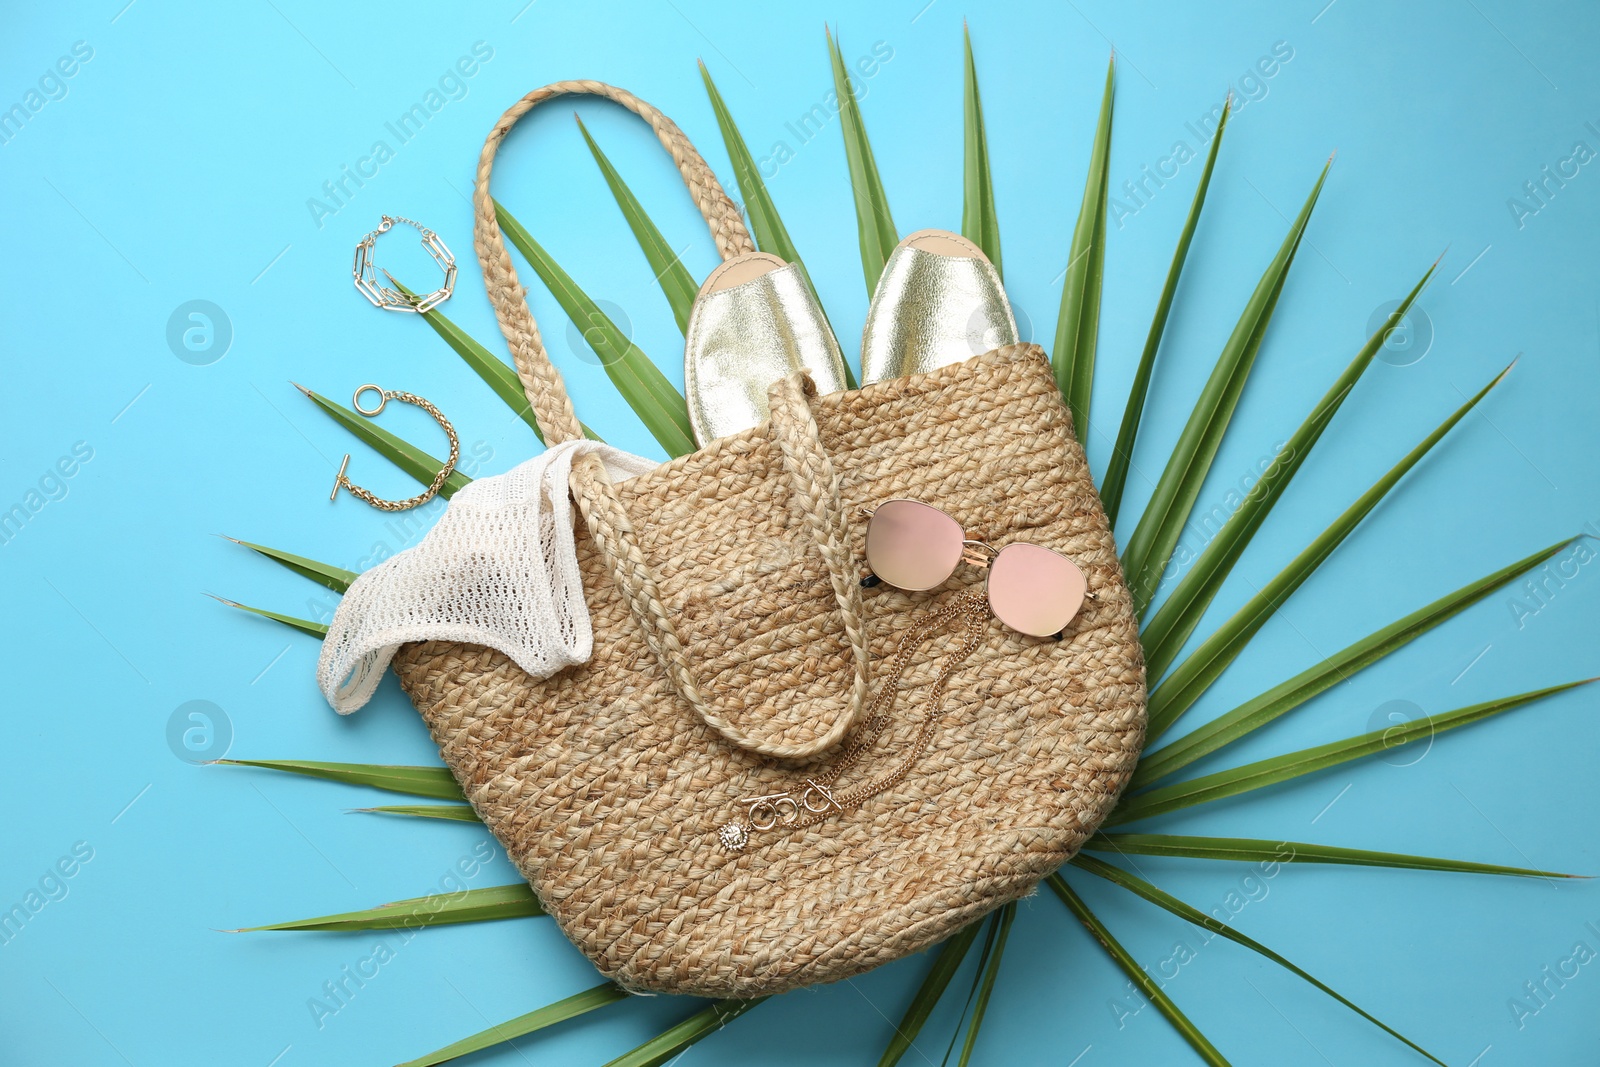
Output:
[3, 1, 1598, 1064]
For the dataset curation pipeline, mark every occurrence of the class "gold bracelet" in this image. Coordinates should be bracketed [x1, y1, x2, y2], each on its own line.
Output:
[329, 384, 460, 512]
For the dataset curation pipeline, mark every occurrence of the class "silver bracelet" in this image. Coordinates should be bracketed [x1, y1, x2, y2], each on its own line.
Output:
[352, 215, 457, 313]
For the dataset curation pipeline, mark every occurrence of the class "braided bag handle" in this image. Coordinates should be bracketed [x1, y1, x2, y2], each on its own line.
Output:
[471, 81, 868, 761]
[473, 80, 753, 441]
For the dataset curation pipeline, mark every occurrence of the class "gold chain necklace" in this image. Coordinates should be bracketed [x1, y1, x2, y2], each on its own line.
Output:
[716, 589, 991, 852]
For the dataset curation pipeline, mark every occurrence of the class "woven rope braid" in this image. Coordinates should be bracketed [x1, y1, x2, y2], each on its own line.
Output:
[470, 80, 867, 760]
[554, 373, 872, 758]
[766, 372, 870, 743]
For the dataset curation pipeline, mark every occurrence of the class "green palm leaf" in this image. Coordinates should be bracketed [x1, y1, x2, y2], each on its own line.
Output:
[1072, 854, 1444, 1065]
[577, 115, 699, 334]
[1120, 161, 1331, 613]
[698, 61, 854, 389]
[697, 60, 793, 260]
[406, 289, 538, 438]
[1048, 874, 1229, 1066]
[355, 804, 480, 822]
[399, 283, 604, 444]
[1109, 678, 1594, 825]
[397, 983, 629, 1067]
[1053, 55, 1114, 442]
[1133, 535, 1571, 786]
[1083, 832, 1579, 878]
[602, 998, 767, 1067]
[1139, 261, 1439, 678]
[945, 903, 1013, 1067]
[827, 26, 898, 293]
[1101, 96, 1229, 524]
[1147, 360, 1515, 740]
[222, 537, 354, 593]
[293, 383, 472, 499]
[960, 23, 1001, 275]
[494, 200, 696, 456]
[206, 594, 327, 638]
[936, 912, 999, 1067]
[215, 759, 464, 799]
[236, 883, 541, 932]
[879, 921, 984, 1067]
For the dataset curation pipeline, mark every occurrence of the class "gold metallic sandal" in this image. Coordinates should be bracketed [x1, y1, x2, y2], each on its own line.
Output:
[859, 229, 1019, 385]
[684, 251, 850, 447]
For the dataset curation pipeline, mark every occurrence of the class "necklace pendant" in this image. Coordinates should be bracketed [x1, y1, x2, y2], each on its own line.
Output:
[717, 820, 750, 852]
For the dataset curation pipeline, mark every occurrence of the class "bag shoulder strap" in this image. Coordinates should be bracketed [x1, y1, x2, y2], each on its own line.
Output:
[473, 79, 752, 445]
[470, 81, 869, 762]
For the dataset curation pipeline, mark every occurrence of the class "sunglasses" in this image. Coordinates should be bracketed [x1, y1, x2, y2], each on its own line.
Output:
[861, 498, 1090, 638]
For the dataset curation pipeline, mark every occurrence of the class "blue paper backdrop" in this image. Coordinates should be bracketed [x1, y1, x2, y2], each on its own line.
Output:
[3, 1, 1598, 1064]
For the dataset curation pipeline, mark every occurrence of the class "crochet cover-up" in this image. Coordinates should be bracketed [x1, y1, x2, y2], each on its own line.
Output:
[318, 440, 652, 713]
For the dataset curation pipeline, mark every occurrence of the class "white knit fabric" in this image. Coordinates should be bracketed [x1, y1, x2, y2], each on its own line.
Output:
[318, 440, 655, 714]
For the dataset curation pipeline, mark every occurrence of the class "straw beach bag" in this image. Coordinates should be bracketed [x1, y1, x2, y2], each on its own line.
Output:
[388, 81, 1147, 998]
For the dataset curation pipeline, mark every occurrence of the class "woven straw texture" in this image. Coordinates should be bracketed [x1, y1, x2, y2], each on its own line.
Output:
[386, 80, 1146, 997]
[392, 341, 1146, 997]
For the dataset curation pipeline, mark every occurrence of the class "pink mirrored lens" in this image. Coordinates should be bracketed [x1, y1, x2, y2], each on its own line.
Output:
[987, 542, 1087, 637]
[865, 499, 964, 591]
